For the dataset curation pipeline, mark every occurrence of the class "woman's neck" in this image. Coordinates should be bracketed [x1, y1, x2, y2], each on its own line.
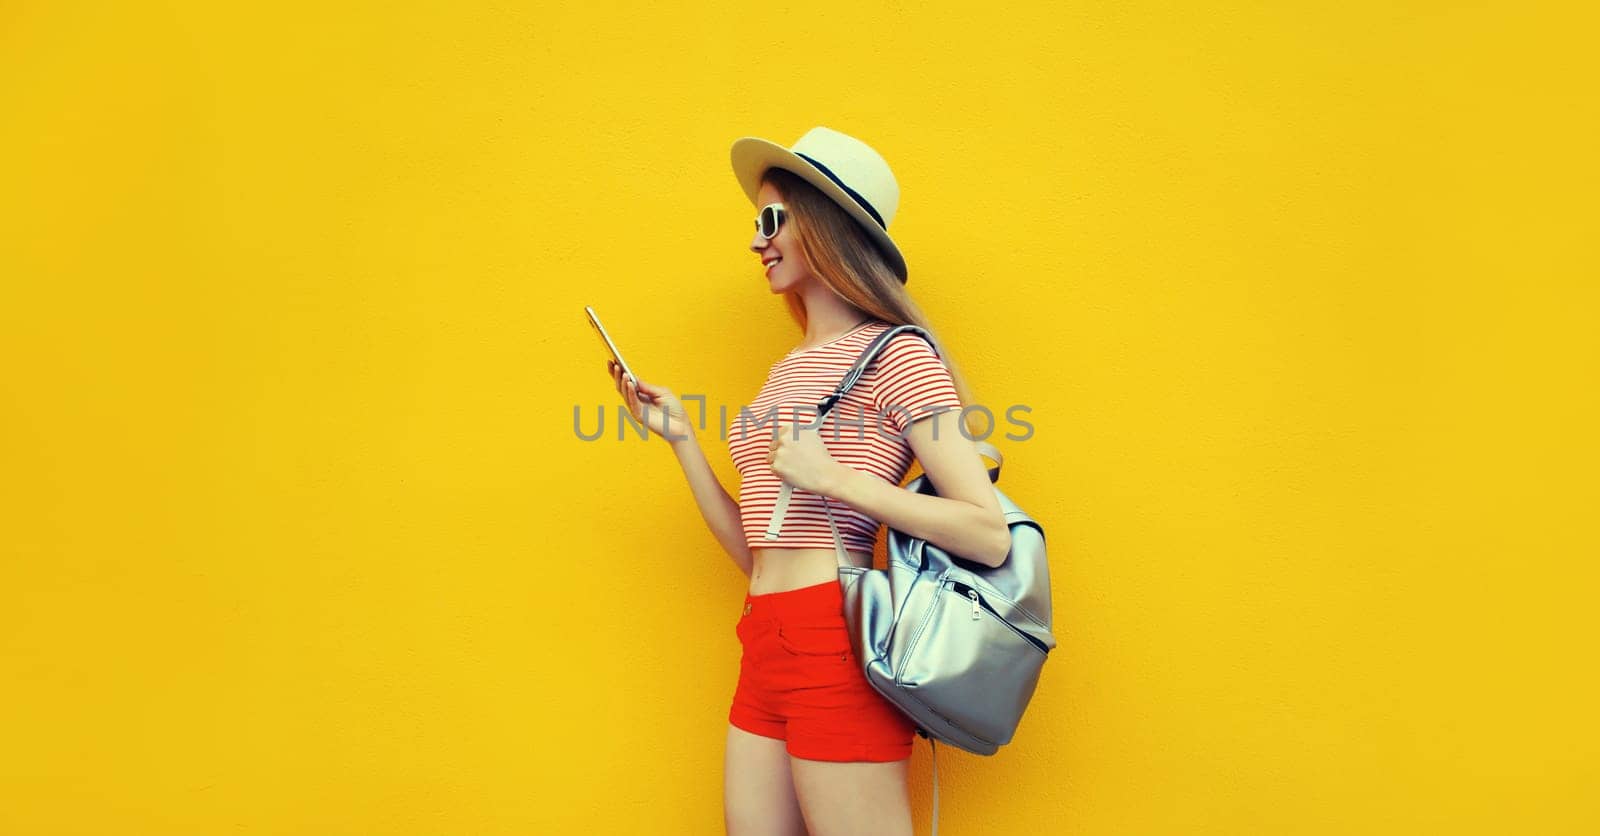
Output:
[799, 315, 872, 349]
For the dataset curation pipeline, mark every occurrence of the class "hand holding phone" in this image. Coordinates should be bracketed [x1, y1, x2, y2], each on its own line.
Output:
[586, 306, 693, 443]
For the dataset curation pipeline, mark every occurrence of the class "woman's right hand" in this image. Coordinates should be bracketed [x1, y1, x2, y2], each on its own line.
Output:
[606, 359, 693, 442]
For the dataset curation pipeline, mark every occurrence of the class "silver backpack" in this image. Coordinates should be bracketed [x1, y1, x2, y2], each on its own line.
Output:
[764, 324, 1055, 832]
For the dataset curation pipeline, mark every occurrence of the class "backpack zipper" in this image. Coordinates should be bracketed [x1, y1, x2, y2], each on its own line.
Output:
[948, 580, 1050, 656]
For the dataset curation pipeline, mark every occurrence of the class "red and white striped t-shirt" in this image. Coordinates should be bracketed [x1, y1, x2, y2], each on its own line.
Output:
[726, 320, 965, 553]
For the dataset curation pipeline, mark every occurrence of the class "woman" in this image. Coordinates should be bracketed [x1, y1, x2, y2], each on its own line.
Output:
[606, 126, 1010, 835]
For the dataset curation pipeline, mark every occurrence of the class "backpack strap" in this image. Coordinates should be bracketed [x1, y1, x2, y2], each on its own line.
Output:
[975, 439, 1003, 482]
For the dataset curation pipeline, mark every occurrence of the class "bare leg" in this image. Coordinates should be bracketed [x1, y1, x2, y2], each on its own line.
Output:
[725, 724, 807, 835]
[789, 755, 912, 836]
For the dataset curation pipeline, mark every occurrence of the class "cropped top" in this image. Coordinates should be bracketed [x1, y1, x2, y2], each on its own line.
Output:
[725, 320, 965, 553]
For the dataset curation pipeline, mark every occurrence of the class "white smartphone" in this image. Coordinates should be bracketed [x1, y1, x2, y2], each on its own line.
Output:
[585, 305, 637, 387]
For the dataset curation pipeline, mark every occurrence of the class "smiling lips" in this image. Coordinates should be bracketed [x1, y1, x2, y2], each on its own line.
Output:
[763, 257, 782, 276]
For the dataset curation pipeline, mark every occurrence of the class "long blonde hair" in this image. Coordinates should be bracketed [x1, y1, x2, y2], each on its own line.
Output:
[763, 167, 983, 440]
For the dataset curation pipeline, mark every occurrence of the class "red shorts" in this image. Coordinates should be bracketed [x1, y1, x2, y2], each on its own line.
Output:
[728, 579, 916, 762]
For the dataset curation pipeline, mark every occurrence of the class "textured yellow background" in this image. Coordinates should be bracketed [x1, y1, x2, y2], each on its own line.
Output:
[2, 1, 1595, 833]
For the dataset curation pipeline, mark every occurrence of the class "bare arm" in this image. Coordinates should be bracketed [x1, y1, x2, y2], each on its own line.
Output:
[608, 360, 753, 577]
[667, 432, 754, 577]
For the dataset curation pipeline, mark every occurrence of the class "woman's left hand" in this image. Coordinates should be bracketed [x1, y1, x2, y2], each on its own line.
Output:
[768, 423, 848, 496]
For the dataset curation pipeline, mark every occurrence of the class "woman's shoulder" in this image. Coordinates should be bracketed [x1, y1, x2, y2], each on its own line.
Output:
[875, 325, 943, 361]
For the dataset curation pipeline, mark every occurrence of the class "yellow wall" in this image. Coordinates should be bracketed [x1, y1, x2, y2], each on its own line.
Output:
[2, 1, 1594, 833]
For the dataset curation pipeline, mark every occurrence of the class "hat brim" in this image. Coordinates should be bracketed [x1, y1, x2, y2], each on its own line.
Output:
[730, 136, 908, 283]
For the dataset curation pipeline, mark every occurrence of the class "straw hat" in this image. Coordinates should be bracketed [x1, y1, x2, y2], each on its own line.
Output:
[730, 126, 908, 283]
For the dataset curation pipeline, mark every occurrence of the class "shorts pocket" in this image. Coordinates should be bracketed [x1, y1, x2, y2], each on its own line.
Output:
[776, 617, 851, 658]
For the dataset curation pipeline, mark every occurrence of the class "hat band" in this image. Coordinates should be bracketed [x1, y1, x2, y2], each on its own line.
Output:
[794, 151, 887, 231]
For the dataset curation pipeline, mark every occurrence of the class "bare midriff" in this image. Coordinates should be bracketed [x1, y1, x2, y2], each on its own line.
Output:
[748, 546, 874, 595]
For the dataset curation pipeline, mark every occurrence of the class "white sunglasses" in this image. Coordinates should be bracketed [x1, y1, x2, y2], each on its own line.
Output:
[753, 202, 787, 239]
